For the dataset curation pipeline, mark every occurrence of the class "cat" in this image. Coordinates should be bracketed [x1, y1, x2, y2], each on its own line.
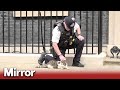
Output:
[36, 59, 69, 69]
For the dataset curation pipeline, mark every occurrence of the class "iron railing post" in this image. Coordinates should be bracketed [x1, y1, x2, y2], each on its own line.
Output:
[98, 11, 102, 54]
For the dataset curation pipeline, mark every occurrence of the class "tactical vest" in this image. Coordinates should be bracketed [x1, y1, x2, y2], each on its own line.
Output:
[56, 21, 76, 48]
[51, 21, 76, 59]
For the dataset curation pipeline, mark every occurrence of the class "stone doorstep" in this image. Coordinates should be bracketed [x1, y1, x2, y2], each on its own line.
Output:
[0, 52, 106, 66]
[103, 57, 120, 66]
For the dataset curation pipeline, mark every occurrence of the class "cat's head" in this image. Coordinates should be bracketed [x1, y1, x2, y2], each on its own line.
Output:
[57, 61, 69, 69]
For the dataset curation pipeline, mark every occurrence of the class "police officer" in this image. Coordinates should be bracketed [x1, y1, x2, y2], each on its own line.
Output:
[39, 16, 85, 67]
[52, 16, 85, 67]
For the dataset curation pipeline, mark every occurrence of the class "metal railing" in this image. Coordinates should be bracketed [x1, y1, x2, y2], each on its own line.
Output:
[0, 11, 108, 54]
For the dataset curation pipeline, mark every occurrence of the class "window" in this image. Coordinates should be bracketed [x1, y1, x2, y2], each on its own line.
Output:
[13, 11, 68, 17]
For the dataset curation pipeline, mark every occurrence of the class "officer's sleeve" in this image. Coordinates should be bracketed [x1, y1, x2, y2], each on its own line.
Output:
[74, 22, 79, 33]
[52, 26, 61, 43]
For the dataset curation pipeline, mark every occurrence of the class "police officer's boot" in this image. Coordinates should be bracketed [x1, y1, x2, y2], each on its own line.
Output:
[38, 52, 46, 65]
[72, 62, 84, 67]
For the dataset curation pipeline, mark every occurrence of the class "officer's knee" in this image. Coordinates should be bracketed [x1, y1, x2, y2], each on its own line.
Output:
[81, 39, 85, 43]
[79, 39, 85, 44]
[76, 40, 84, 48]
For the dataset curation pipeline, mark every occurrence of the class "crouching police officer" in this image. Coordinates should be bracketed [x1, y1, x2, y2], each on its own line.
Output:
[39, 16, 85, 67]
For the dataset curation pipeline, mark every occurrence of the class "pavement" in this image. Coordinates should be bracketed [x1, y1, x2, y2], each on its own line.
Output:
[0, 55, 120, 79]
[0, 57, 120, 73]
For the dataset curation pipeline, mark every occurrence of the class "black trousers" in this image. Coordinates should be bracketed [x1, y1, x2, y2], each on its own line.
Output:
[45, 38, 84, 64]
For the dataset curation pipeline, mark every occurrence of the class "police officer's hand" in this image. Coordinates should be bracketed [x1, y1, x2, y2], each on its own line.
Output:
[77, 35, 84, 41]
[59, 54, 66, 61]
